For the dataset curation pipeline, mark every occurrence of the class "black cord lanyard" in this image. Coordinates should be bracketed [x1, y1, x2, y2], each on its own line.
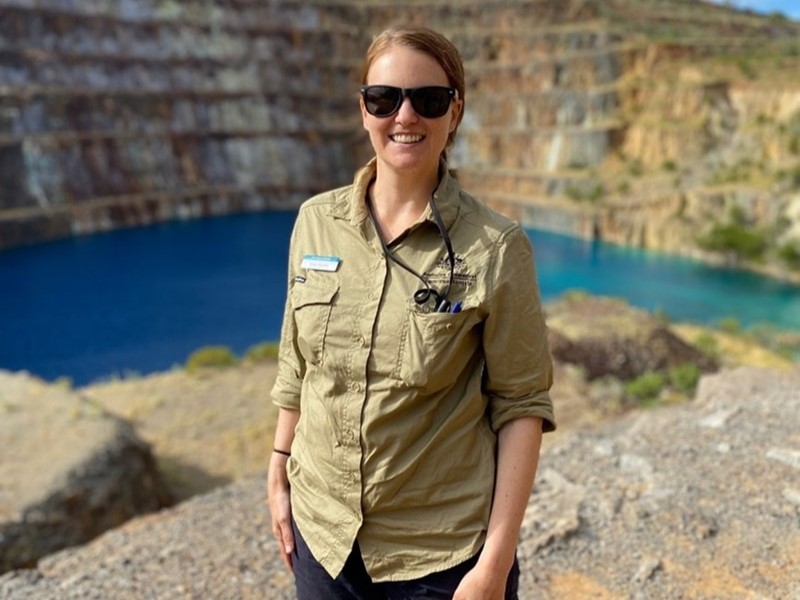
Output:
[369, 195, 456, 313]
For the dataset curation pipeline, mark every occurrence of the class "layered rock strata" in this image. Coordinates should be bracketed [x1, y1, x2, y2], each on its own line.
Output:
[1, 0, 799, 278]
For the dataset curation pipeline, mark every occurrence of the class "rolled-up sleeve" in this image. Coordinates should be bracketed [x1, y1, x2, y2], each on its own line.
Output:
[482, 225, 555, 433]
[271, 214, 305, 411]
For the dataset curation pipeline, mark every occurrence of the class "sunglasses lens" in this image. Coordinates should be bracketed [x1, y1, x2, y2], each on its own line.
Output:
[363, 86, 401, 117]
[411, 88, 453, 118]
[362, 86, 454, 118]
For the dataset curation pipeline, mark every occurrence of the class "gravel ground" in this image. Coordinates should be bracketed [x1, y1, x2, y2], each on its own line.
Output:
[2, 366, 798, 599]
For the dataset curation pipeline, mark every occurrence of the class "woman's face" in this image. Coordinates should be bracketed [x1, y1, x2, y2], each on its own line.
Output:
[361, 45, 462, 177]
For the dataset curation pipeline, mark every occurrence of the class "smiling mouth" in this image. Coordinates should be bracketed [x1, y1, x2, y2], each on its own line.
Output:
[390, 133, 425, 144]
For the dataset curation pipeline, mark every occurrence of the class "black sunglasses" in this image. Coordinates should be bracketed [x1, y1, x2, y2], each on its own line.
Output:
[360, 85, 456, 119]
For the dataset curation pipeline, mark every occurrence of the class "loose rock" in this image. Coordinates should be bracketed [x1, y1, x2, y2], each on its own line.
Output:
[0, 371, 172, 574]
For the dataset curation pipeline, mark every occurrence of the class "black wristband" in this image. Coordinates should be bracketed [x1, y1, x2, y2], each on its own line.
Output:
[273, 448, 291, 457]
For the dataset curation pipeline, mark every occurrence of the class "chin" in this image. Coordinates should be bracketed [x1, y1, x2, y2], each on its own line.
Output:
[381, 150, 438, 172]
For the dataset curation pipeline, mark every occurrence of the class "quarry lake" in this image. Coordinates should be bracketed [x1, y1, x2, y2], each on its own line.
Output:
[2, 211, 799, 385]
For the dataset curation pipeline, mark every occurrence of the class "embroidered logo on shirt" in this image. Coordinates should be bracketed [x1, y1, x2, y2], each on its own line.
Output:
[424, 253, 476, 286]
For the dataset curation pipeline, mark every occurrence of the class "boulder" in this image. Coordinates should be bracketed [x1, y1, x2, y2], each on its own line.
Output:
[2, 366, 798, 598]
[546, 296, 718, 380]
[0, 371, 172, 574]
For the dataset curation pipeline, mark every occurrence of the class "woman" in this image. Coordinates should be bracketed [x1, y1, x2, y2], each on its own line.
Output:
[268, 26, 555, 600]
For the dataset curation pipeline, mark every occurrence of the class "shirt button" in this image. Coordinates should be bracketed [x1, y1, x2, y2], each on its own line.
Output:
[358, 336, 367, 347]
[349, 382, 362, 393]
[445, 323, 454, 331]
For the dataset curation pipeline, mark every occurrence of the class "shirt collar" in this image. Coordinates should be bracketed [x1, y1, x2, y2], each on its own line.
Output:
[332, 157, 461, 230]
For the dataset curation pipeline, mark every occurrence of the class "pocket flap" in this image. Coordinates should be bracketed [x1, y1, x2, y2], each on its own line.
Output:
[290, 276, 339, 309]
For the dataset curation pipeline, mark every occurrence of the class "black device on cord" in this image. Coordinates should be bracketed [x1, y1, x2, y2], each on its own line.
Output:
[369, 195, 455, 313]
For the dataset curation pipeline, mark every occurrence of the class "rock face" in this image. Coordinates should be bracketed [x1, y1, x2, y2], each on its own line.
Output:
[1, 0, 799, 280]
[546, 296, 718, 380]
[1, 366, 797, 599]
[0, 371, 172, 574]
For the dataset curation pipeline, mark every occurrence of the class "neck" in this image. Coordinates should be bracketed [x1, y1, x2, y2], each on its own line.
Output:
[371, 159, 440, 210]
[368, 160, 441, 243]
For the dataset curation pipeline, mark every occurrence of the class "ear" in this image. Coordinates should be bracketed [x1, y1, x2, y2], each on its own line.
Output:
[449, 98, 464, 133]
[360, 97, 370, 131]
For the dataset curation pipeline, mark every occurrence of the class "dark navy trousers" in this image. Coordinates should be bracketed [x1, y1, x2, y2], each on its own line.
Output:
[291, 519, 520, 600]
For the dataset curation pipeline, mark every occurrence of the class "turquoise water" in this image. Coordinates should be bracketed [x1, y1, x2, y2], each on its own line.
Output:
[530, 229, 800, 329]
[0, 212, 798, 385]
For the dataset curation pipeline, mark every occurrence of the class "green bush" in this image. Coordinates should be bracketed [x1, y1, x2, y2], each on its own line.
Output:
[698, 224, 767, 261]
[736, 58, 756, 80]
[768, 11, 789, 23]
[669, 363, 701, 395]
[185, 345, 238, 372]
[627, 160, 644, 176]
[778, 242, 800, 268]
[755, 113, 771, 126]
[562, 289, 589, 302]
[566, 183, 604, 203]
[54, 376, 73, 391]
[717, 317, 741, 334]
[789, 135, 800, 155]
[792, 167, 800, 189]
[244, 341, 280, 363]
[653, 307, 671, 323]
[693, 332, 719, 359]
[625, 372, 666, 404]
[586, 184, 605, 203]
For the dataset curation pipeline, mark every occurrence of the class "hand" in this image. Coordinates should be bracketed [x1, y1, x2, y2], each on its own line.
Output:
[452, 563, 507, 600]
[267, 454, 294, 571]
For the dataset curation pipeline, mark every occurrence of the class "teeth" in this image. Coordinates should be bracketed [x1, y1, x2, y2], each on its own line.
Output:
[391, 134, 423, 143]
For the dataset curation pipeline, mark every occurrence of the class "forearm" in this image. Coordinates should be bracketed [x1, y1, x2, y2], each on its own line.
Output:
[273, 407, 300, 454]
[479, 416, 543, 572]
[268, 407, 300, 565]
[269, 407, 300, 486]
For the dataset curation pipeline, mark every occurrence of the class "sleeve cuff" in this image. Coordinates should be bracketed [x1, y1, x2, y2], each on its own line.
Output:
[490, 390, 556, 433]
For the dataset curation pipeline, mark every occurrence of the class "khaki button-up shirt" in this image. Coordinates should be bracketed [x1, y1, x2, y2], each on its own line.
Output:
[272, 159, 555, 582]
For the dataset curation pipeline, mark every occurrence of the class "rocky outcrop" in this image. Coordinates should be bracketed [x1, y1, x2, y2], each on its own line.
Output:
[546, 295, 718, 380]
[0, 477, 290, 600]
[1, 366, 797, 599]
[0, 372, 172, 574]
[518, 366, 800, 598]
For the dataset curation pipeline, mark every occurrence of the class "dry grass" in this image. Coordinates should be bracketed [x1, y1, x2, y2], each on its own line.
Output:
[82, 362, 280, 501]
[670, 323, 797, 370]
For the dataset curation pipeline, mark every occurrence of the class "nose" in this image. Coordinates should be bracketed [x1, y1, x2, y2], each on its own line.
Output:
[395, 96, 419, 122]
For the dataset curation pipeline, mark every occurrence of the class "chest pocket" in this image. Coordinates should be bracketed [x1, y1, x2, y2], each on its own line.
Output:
[396, 305, 481, 389]
[291, 273, 339, 367]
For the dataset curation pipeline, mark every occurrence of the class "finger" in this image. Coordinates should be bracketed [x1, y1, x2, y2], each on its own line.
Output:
[279, 516, 295, 556]
[279, 545, 294, 572]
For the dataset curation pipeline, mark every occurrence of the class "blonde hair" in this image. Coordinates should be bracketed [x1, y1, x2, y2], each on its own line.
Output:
[360, 26, 465, 153]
